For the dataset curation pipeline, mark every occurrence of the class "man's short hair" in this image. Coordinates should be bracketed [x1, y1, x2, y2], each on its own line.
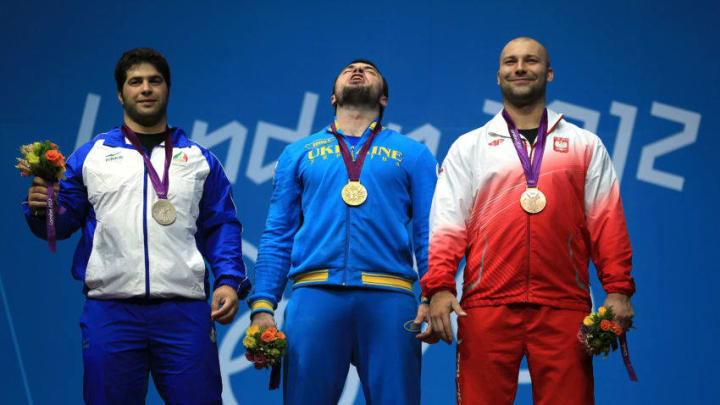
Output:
[332, 58, 389, 99]
[114, 48, 171, 92]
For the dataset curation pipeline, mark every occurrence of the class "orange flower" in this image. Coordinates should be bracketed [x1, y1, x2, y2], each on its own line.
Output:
[600, 320, 612, 331]
[267, 327, 278, 335]
[613, 324, 623, 336]
[261, 330, 276, 342]
[277, 332, 286, 340]
[45, 150, 65, 168]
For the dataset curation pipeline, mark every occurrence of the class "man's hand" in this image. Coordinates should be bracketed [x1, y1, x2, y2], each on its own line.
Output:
[27, 176, 59, 213]
[211, 285, 239, 325]
[603, 293, 634, 332]
[413, 303, 440, 343]
[429, 290, 467, 344]
[250, 311, 276, 329]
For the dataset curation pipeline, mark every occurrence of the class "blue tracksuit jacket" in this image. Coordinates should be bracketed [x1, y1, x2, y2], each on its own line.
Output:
[249, 121, 437, 315]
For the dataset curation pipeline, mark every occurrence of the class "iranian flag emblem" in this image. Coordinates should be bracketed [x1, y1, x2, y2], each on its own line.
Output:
[173, 151, 188, 162]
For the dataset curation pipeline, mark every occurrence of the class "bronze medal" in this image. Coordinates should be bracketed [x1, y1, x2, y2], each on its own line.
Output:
[152, 199, 177, 225]
[341, 181, 367, 206]
[520, 187, 546, 214]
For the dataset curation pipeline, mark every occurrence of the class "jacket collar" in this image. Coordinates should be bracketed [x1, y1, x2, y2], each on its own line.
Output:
[102, 125, 191, 148]
[487, 108, 564, 138]
[325, 119, 381, 141]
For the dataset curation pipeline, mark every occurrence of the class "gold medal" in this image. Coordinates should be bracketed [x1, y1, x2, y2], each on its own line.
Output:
[520, 187, 546, 214]
[152, 199, 177, 225]
[341, 181, 367, 206]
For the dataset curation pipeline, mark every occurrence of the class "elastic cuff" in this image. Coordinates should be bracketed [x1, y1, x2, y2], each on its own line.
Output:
[604, 285, 635, 298]
[216, 278, 239, 291]
[422, 286, 457, 300]
[248, 299, 276, 316]
[215, 276, 252, 300]
[420, 296, 429, 304]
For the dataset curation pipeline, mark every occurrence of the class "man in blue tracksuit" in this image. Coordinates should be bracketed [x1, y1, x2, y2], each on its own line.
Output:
[249, 59, 437, 404]
[24, 48, 250, 404]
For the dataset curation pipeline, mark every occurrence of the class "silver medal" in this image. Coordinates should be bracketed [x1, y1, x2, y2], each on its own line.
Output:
[152, 199, 176, 225]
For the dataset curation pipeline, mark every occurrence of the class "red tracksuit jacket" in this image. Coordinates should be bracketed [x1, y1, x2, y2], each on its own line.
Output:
[421, 109, 635, 312]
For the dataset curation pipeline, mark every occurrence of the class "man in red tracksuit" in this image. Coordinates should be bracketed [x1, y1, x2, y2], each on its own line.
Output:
[418, 37, 636, 405]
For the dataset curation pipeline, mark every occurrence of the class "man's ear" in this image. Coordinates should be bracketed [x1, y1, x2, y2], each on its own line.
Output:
[378, 95, 388, 108]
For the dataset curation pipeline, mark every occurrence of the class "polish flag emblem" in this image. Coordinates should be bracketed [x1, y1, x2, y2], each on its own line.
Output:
[553, 137, 569, 153]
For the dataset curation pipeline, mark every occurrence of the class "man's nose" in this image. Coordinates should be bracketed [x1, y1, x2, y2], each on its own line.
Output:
[140, 80, 153, 93]
[515, 61, 527, 75]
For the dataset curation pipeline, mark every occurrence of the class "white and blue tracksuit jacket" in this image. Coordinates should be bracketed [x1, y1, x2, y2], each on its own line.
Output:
[248, 122, 437, 315]
[23, 126, 250, 300]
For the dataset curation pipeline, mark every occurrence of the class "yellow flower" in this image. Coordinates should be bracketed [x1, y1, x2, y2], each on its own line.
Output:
[246, 325, 260, 336]
[598, 307, 607, 316]
[27, 152, 40, 165]
[583, 316, 593, 326]
[243, 335, 256, 349]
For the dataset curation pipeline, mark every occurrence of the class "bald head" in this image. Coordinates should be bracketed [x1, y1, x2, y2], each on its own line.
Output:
[500, 37, 550, 68]
[497, 37, 554, 109]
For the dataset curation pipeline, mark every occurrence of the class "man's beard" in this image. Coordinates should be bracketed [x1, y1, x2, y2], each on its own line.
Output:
[500, 79, 547, 108]
[336, 85, 381, 109]
[123, 96, 168, 128]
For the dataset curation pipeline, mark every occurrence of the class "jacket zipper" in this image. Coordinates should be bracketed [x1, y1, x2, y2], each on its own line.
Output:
[143, 148, 151, 298]
[525, 140, 536, 302]
[343, 144, 357, 286]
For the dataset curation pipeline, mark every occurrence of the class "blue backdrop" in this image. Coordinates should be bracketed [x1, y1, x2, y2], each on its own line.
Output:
[2, 1, 717, 404]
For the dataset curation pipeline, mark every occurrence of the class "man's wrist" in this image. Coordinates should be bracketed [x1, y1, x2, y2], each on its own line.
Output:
[250, 310, 274, 322]
[215, 276, 250, 299]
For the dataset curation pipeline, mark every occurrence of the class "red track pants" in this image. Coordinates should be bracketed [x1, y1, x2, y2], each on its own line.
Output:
[456, 304, 594, 405]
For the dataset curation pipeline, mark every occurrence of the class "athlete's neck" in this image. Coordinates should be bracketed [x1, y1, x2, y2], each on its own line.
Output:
[335, 106, 379, 137]
[124, 114, 168, 134]
[503, 99, 546, 130]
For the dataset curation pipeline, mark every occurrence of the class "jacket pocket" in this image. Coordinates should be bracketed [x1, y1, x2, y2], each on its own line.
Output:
[568, 232, 589, 292]
[464, 237, 488, 294]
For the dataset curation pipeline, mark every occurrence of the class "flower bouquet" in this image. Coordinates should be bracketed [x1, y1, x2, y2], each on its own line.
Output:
[16, 141, 67, 252]
[578, 306, 622, 359]
[243, 325, 287, 389]
[579, 306, 638, 381]
[16, 141, 66, 180]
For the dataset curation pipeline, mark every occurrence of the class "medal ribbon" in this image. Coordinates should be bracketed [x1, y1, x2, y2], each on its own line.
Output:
[121, 124, 173, 200]
[502, 109, 548, 188]
[330, 121, 382, 181]
[46, 183, 57, 252]
[620, 333, 639, 382]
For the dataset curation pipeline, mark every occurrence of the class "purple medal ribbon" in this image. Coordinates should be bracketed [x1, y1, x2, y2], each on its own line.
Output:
[502, 109, 549, 188]
[45, 183, 64, 252]
[121, 124, 173, 200]
[330, 121, 382, 181]
[269, 362, 281, 390]
[620, 333, 638, 382]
